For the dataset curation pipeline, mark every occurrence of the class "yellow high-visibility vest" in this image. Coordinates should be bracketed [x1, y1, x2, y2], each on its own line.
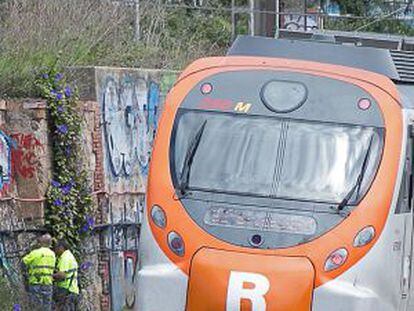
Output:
[22, 247, 56, 286]
[56, 250, 79, 295]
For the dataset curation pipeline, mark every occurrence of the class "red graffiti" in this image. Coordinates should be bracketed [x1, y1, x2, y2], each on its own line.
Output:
[11, 133, 43, 179]
[198, 97, 233, 111]
[124, 251, 137, 266]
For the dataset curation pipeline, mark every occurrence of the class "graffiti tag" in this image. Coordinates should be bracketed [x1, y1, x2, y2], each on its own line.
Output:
[11, 133, 43, 179]
[102, 76, 160, 178]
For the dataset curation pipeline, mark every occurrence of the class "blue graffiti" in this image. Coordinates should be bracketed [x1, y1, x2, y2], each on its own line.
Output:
[105, 198, 142, 311]
[0, 131, 12, 191]
[102, 76, 161, 179]
[148, 82, 160, 135]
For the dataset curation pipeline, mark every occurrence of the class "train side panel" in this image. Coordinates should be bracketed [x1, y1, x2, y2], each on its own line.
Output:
[313, 108, 414, 311]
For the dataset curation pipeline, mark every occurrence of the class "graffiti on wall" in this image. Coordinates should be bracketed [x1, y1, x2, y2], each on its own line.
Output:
[96, 69, 177, 310]
[281, 14, 319, 30]
[280, 0, 321, 31]
[0, 131, 43, 193]
[11, 133, 43, 179]
[98, 196, 143, 311]
[0, 232, 38, 284]
[0, 234, 16, 281]
[99, 71, 177, 192]
[102, 76, 160, 179]
[0, 131, 12, 191]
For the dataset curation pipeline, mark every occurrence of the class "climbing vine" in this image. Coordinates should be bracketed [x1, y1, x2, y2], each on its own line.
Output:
[36, 65, 93, 258]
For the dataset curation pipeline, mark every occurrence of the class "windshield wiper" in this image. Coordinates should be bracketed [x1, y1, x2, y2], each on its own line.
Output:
[178, 120, 207, 196]
[336, 136, 374, 213]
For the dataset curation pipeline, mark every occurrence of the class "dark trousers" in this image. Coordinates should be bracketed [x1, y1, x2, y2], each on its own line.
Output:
[55, 287, 78, 311]
[28, 284, 53, 311]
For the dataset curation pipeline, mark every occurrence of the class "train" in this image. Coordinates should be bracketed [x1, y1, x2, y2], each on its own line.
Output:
[136, 31, 414, 310]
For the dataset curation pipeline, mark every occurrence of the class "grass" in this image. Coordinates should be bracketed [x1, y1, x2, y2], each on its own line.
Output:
[2, 0, 413, 99]
[0, 0, 231, 99]
[0, 0, 132, 98]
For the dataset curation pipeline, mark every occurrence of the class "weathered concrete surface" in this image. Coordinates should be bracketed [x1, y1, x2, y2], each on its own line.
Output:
[0, 98, 52, 288]
[0, 99, 53, 307]
[68, 66, 178, 310]
[0, 100, 51, 230]
[0, 66, 178, 311]
[84, 67, 178, 311]
[0, 98, 103, 309]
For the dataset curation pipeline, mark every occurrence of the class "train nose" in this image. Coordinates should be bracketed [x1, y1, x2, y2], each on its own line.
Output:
[186, 248, 315, 311]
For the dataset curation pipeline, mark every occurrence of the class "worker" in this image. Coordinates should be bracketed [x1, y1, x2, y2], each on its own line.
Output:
[22, 233, 56, 311]
[53, 240, 79, 311]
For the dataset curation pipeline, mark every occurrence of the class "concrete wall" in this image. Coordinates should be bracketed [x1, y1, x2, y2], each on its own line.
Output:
[0, 100, 51, 286]
[90, 67, 177, 311]
[0, 67, 178, 311]
[0, 99, 103, 309]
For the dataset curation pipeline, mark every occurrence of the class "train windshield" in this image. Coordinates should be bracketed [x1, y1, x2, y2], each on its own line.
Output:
[172, 109, 383, 204]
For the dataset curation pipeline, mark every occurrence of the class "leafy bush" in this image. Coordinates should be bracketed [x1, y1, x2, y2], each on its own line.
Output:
[323, 0, 414, 34]
[324, 15, 414, 35]
[36, 66, 93, 259]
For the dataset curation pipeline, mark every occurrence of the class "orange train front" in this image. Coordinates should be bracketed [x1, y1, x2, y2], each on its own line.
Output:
[137, 32, 414, 310]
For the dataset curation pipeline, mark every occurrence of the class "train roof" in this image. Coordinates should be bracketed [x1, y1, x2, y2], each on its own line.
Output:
[228, 30, 414, 84]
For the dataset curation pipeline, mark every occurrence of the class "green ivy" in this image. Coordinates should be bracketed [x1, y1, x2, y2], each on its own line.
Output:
[36, 64, 93, 259]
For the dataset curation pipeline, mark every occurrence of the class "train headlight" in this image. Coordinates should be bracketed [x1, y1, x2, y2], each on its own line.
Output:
[200, 82, 213, 95]
[324, 248, 348, 272]
[151, 205, 167, 229]
[353, 226, 375, 247]
[358, 98, 372, 110]
[168, 231, 185, 257]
